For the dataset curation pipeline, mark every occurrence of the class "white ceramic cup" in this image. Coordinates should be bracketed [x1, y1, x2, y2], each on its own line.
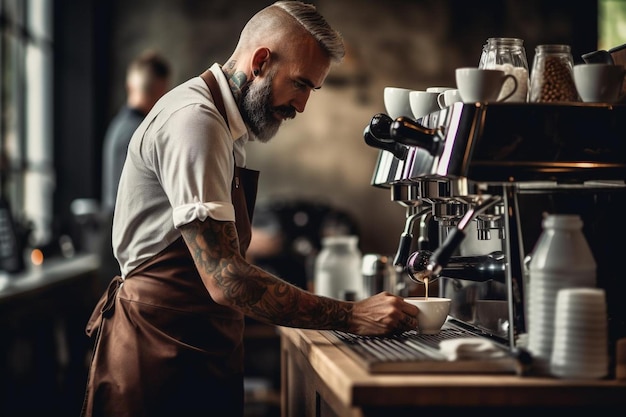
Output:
[455, 67, 518, 103]
[409, 90, 440, 120]
[573, 63, 626, 103]
[384, 87, 414, 119]
[426, 86, 454, 94]
[404, 297, 451, 334]
[437, 88, 462, 109]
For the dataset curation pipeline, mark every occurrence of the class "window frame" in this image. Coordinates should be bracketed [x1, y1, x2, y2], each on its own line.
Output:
[0, 0, 54, 249]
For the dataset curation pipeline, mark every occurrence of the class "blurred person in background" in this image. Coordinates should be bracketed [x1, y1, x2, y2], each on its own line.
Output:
[82, 3, 418, 417]
[98, 50, 171, 290]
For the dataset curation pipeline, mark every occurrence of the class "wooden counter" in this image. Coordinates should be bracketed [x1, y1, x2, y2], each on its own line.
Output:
[279, 327, 626, 417]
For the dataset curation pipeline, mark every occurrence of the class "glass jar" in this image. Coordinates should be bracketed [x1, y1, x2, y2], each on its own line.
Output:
[529, 44, 580, 102]
[314, 235, 363, 300]
[479, 37, 529, 102]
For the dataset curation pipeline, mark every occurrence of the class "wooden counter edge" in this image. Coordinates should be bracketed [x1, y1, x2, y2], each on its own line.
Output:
[279, 326, 626, 408]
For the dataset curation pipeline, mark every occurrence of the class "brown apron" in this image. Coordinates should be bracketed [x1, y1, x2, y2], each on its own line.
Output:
[81, 70, 259, 417]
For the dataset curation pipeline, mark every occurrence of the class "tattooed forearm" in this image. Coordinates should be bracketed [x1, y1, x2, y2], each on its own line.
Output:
[180, 218, 353, 331]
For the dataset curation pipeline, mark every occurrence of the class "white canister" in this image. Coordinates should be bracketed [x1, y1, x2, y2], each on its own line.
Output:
[526, 214, 597, 375]
[314, 235, 363, 301]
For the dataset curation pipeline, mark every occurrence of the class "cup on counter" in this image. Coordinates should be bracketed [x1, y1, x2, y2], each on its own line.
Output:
[408, 90, 440, 121]
[384, 87, 414, 119]
[455, 67, 518, 103]
[573, 63, 626, 103]
[404, 296, 451, 334]
[437, 88, 462, 108]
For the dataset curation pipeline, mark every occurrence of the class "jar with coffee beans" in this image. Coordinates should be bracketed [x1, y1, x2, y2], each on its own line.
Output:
[529, 44, 580, 102]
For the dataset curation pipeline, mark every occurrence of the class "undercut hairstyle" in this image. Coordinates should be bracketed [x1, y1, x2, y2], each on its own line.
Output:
[273, 1, 345, 63]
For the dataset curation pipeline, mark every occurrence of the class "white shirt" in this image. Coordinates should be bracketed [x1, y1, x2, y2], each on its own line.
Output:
[112, 64, 252, 277]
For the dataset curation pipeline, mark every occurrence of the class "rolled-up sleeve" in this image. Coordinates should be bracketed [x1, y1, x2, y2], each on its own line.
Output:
[154, 102, 236, 228]
[173, 198, 235, 227]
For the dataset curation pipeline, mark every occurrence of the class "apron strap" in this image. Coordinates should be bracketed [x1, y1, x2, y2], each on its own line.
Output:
[85, 275, 124, 337]
[200, 69, 229, 128]
[199, 68, 259, 255]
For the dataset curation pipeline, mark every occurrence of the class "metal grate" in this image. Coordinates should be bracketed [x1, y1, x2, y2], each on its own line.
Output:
[330, 328, 470, 362]
[325, 325, 517, 374]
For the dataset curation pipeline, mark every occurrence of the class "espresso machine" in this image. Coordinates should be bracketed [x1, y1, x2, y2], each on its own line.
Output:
[363, 102, 626, 373]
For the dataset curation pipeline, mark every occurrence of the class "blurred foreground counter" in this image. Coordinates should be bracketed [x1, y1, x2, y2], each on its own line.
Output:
[279, 327, 626, 417]
[0, 254, 100, 416]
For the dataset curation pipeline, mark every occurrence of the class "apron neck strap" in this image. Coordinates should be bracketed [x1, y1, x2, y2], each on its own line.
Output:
[200, 69, 229, 128]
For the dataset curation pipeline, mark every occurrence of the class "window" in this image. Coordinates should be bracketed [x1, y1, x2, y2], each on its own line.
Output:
[0, 0, 53, 249]
[599, 0, 626, 50]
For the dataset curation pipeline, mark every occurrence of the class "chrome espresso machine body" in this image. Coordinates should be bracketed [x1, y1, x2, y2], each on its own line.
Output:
[364, 102, 626, 367]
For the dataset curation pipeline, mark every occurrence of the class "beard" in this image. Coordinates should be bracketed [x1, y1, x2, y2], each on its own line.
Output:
[239, 71, 296, 143]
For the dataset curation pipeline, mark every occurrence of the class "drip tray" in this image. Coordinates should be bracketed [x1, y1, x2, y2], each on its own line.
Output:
[322, 322, 518, 374]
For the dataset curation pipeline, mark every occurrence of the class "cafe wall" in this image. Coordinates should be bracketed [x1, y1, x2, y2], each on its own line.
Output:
[60, 0, 597, 255]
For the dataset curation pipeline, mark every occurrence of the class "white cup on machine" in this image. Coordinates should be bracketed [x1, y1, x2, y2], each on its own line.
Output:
[426, 86, 454, 94]
[455, 67, 518, 103]
[437, 88, 462, 108]
[409, 90, 440, 120]
[573, 63, 626, 103]
[384, 86, 414, 119]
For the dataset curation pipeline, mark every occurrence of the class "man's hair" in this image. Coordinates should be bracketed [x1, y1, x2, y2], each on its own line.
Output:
[272, 1, 345, 63]
[126, 50, 171, 93]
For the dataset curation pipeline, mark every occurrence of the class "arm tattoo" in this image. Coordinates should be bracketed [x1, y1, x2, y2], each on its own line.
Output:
[180, 218, 353, 331]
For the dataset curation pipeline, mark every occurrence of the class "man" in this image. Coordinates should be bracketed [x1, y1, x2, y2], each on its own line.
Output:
[82, 2, 419, 416]
[101, 50, 171, 213]
[98, 51, 171, 289]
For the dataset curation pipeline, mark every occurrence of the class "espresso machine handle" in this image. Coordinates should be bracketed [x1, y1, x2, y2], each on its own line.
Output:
[407, 250, 506, 283]
[427, 228, 466, 277]
[390, 116, 442, 157]
[363, 113, 409, 160]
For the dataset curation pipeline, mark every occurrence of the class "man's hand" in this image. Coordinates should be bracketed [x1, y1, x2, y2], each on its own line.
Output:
[348, 292, 419, 336]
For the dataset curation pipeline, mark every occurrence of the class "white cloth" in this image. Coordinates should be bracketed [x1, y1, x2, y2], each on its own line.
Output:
[439, 337, 509, 361]
[112, 63, 253, 277]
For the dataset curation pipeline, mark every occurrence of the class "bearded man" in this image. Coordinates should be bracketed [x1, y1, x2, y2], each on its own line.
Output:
[81, 3, 418, 416]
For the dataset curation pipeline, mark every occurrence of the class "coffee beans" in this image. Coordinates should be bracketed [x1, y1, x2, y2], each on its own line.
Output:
[532, 57, 579, 102]
[529, 44, 581, 103]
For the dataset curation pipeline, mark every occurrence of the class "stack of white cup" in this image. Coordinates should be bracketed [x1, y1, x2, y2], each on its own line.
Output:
[527, 272, 597, 374]
[550, 288, 609, 379]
